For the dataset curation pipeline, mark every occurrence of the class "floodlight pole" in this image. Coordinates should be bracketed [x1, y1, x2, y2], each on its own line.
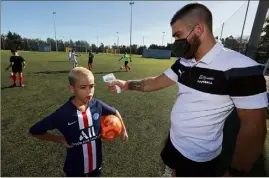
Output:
[239, 0, 250, 49]
[129, 1, 134, 58]
[53, 12, 58, 52]
[117, 32, 119, 54]
[162, 32, 165, 46]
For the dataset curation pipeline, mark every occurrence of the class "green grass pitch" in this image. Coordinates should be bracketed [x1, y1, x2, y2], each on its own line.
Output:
[1, 51, 268, 176]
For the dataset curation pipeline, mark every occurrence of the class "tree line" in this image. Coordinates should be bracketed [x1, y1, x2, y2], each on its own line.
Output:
[1, 17, 268, 61]
[0, 31, 250, 54]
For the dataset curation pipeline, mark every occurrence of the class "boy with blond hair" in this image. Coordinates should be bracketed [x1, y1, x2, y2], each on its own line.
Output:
[29, 67, 128, 177]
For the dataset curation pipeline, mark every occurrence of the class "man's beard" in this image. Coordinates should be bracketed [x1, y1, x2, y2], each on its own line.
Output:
[184, 35, 201, 60]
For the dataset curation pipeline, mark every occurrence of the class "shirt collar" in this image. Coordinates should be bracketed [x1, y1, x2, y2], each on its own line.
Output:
[68, 96, 94, 110]
[188, 42, 223, 65]
[199, 42, 223, 65]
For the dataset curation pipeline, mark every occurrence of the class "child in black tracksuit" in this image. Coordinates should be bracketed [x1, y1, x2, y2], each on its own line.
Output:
[88, 50, 94, 71]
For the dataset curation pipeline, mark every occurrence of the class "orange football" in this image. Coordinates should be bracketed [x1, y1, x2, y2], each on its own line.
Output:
[101, 115, 123, 140]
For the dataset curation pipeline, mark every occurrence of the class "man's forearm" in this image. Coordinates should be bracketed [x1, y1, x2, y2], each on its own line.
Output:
[230, 124, 267, 172]
[127, 77, 156, 92]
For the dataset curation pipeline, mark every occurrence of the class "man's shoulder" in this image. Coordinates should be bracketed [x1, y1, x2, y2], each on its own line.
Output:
[219, 48, 259, 69]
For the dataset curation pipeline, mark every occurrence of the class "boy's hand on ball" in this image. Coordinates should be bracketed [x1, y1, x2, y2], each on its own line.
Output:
[106, 80, 129, 93]
[120, 130, 128, 143]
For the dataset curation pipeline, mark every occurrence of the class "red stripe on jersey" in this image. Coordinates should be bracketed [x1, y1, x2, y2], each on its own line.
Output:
[82, 111, 89, 128]
[82, 111, 93, 172]
[87, 142, 93, 172]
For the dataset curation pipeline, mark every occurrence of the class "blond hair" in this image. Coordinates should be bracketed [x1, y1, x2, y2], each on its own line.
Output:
[68, 67, 94, 86]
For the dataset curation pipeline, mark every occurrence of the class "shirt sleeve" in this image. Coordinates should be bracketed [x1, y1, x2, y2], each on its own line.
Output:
[97, 100, 117, 116]
[10, 57, 13, 63]
[227, 59, 268, 109]
[29, 110, 60, 135]
[163, 59, 181, 82]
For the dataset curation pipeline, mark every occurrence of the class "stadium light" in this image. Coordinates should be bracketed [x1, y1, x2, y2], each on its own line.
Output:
[116, 32, 119, 55]
[116, 32, 119, 47]
[162, 32, 165, 46]
[129, 1, 134, 58]
[53, 12, 58, 52]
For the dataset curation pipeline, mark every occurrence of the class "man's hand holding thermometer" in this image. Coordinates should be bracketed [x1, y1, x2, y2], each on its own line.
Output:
[103, 73, 124, 94]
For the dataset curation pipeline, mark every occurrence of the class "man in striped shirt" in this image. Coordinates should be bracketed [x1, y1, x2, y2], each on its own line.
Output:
[106, 3, 268, 177]
[29, 67, 128, 177]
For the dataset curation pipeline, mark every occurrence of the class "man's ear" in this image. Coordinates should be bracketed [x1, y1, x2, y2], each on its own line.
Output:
[195, 23, 204, 37]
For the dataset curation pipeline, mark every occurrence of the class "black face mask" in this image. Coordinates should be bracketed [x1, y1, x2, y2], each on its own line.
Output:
[172, 27, 196, 58]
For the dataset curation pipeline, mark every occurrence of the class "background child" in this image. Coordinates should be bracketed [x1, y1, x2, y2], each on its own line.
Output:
[119, 52, 132, 72]
[70, 49, 81, 68]
[88, 50, 94, 71]
[5, 48, 26, 87]
[29, 67, 128, 177]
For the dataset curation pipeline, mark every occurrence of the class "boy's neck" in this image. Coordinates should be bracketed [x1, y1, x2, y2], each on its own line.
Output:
[72, 97, 88, 112]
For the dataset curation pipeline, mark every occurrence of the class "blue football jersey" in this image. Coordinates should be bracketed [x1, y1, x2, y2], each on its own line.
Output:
[29, 97, 116, 174]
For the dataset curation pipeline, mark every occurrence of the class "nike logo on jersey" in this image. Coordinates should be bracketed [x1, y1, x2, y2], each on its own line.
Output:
[68, 121, 77, 126]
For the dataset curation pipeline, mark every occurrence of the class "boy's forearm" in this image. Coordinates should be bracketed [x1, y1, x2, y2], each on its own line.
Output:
[30, 132, 65, 144]
[115, 110, 126, 132]
[6, 64, 12, 69]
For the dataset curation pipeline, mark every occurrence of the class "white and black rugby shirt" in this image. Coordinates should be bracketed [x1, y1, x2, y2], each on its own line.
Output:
[164, 42, 268, 162]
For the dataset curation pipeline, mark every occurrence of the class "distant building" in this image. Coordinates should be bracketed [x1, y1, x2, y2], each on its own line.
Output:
[142, 49, 171, 59]
[38, 45, 51, 52]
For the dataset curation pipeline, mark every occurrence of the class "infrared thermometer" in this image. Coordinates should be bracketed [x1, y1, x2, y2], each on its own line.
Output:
[102, 73, 121, 94]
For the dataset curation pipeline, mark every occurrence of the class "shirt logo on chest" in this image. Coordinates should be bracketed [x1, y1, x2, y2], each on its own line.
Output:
[178, 69, 185, 78]
[197, 75, 214, 85]
[68, 121, 77, 126]
[93, 113, 99, 120]
[79, 127, 96, 141]
[70, 108, 99, 146]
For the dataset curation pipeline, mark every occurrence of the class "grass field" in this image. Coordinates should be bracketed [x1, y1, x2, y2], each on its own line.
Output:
[1, 51, 269, 177]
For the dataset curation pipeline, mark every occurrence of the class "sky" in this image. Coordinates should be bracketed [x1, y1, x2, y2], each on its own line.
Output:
[1, 1, 266, 47]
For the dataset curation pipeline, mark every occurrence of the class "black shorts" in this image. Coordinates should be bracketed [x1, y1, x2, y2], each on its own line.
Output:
[161, 135, 220, 177]
[124, 61, 128, 66]
[12, 66, 22, 73]
[66, 168, 101, 177]
[88, 58, 93, 64]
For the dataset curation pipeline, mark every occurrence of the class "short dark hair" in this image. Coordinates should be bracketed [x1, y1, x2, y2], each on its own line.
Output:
[11, 48, 17, 53]
[170, 3, 213, 32]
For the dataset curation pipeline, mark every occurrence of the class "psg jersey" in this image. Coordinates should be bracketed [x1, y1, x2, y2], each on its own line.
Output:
[29, 97, 116, 174]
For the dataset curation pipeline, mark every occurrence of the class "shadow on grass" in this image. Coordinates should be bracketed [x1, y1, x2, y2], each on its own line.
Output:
[217, 109, 268, 176]
[1, 85, 16, 90]
[1, 85, 25, 90]
[33, 70, 70, 74]
[93, 70, 126, 75]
